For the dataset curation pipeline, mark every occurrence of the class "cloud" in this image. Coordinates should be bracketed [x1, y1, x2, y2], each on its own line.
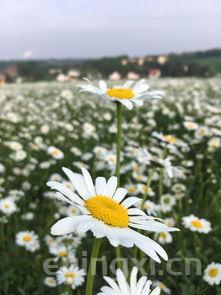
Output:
[1, 0, 221, 59]
[22, 50, 33, 59]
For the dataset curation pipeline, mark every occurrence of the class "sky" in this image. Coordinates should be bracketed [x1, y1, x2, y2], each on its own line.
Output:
[1, 0, 221, 60]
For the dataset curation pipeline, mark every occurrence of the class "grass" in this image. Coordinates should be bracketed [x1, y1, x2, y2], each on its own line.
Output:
[0, 78, 221, 294]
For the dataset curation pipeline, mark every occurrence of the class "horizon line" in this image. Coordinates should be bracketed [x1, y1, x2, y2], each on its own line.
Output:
[0, 46, 220, 62]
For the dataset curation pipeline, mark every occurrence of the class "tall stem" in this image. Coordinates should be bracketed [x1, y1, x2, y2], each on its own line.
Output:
[158, 168, 164, 202]
[141, 169, 155, 209]
[85, 238, 102, 295]
[115, 102, 123, 268]
[116, 102, 122, 185]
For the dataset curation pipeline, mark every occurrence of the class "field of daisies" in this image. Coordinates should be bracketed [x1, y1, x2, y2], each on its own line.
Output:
[1, 78, 221, 295]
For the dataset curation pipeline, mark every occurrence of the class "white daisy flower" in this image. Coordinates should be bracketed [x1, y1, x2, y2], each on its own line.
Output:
[158, 157, 174, 178]
[44, 235, 57, 247]
[160, 194, 176, 213]
[62, 180, 75, 191]
[12, 150, 27, 161]
[137, 148, 152, 164]
[153, 281, 171, 294]
[164, 218, 176, 227]
[48, 167, 179, 263]
[61, 89, 73, 100]
[171, 183, 186, 194]
[138, 184, 155, 197]
[57, 234, 82, 248]
[140, 148, 182, 179]
[132, 173, 147, 183]
[125, 184, 139, 195]
[16, 231, 40, 252]
[0, 163, 5, 173]
[155, 232, 173, 245]
[0, 197, 17, 215]
[157, 157, 183, 179]
[49, 245, 68, 259]
[143, 200, 160, 216]
[203, 263, 221, 285]
[65, 205, 80, 217]
[56, 265, 85, 289]
[208, 137, 221, 151]
[79, 79, 164, 110]
[152, 132, 187, 151]
[97, 267, 161, 295]
[183, 121, 198, 130]
[152, 132, 178, 145]
[49, 173, 63, 182]
[5, 141, 23, 151]
[21, 212, 34, 220]
[47, 146, 64, 159]
[182, 215, 211, 233]
[195, 126, 210, 139]
[44, 276, 57, 287]
[41, 124, 50, 134]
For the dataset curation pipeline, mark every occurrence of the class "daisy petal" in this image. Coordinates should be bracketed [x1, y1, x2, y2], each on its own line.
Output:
[130, 220, 179, 232]
[135, 276, 147, 294]
[119, 99, 133, 110]
[81, 168, 96, 196]
[106, 176, 118, 197]
[99, 80, 107, 92]
[121, 197, 140, 208]
[128, 208, 146, 216]
[51, 216, 90, 235]
[150, 287, 161, 295]
[76, 219, 97, 233]
[113, 188, 127, 202]
[103, 276, 121, 292]
[130, 267, 138, 294]
[62, 167, 90, 199]
[47, 181, 84, 206]
[123, 80, 134, 88]
[131, 99, 143, 106]
[95, 177, 107, 195]
[55, 192, 74, 206]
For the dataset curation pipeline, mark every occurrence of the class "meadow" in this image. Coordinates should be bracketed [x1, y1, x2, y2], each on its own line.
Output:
[0, 78, 221, 295]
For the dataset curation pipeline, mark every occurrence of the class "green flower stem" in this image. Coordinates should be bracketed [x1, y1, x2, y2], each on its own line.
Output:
[116, 102, 122, 186]
[158, 146, 168, 202]
[85, 238, 102, 295]
[141, 169, 156, 209]
[68, 285, 72, 295]
[115, 101, 123, 269]
[158, 168, 164, 201]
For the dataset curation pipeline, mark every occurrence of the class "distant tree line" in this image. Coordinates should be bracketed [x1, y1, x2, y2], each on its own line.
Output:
[0, 48, 221, 82]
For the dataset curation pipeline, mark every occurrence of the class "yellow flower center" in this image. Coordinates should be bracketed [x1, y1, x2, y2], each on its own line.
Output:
[163, 135, 177, 144]
[85, 195, 129, 227]
[48, 278, 55, 285]
[141, 185, 149, 193]
[65, 272, 76, 279]
[191, 220, 203, 228]
[159, 232, 168, 239]
[136, 175, 144, 180]
[106, 88, 135, 99]
[23, 235, 32, 242]
[4, 203, 10, 209]
[159, 283, 166, 290]
[128, 187, 136, 193]
[208, 268, 219, 278]
[51, 149, 61, 156]
[58, 250, 67, 257]
[186, 122, 196, 129]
